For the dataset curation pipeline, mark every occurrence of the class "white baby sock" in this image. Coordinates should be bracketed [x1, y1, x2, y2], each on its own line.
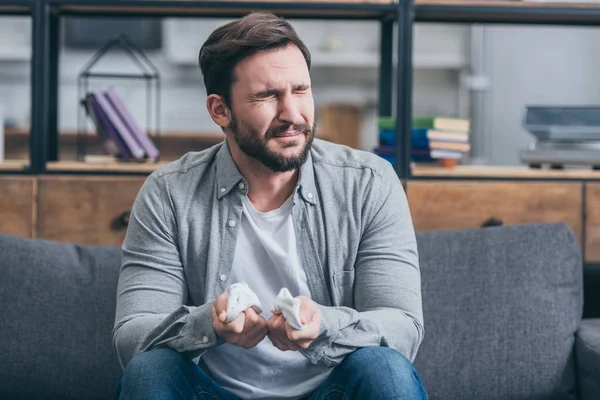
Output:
[272, 288, 304, 330]
[224, 283, 305, 330]
[225, 282, 263, 323]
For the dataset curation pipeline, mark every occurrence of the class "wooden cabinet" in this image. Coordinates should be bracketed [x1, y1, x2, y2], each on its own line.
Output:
[406, 180, 583, 244]
[37, 176, 146, 246]
[0, 174, 595, 258]
[0, 177, 36, 238]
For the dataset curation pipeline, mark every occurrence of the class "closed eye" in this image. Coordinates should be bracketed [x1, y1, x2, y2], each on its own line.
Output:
[294, 84, 310, 93]
[252, 89, 281, 100]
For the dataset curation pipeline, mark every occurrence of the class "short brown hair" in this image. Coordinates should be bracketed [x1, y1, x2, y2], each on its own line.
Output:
[198, 12, 311, 107]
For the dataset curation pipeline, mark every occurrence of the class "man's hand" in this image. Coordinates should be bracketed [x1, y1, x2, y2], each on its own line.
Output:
[211, 290, 268, 349]
[267, 295, 321, 351]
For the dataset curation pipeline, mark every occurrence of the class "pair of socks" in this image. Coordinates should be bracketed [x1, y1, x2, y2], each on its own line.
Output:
[224, 282, 304, 330]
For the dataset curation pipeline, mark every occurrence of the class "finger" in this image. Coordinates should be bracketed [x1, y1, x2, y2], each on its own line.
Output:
[219, 310, 227, 324]
[246, 328, 268, 348]
[285, 321, 307, 342]
[299, 306, 313, 327]
[251, 305, 262, 314]
[270, 336, 295, 351]
[246, 314, 267, 338]
[297, 339, 313, 349]
[214, 290, 229, 316]
[266, 314, 280, 332]
[269, 328, 299, 351]
[283, 339, 300, 351]
[274, 314, 287, 330]
[267, 313, 279, 326]
[244, 308, 259, 326]
[226, 311, 246, 334]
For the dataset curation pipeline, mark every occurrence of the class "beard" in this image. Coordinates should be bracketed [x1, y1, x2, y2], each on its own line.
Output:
[230, 114, 315, 173]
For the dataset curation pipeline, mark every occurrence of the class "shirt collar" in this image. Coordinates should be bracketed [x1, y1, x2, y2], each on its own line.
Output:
[215, 140, 317, 205]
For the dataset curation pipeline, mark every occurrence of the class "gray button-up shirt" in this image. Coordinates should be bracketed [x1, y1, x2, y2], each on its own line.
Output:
[113, 138, 424, 370]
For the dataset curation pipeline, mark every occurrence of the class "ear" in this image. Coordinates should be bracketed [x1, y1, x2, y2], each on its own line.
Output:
[206, 94, 232, 130]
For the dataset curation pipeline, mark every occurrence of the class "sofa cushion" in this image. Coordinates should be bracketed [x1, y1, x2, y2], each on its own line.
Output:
[0, 234, 123, 400]
[576, 318, 600, 400]
[413, 222, 583, 399]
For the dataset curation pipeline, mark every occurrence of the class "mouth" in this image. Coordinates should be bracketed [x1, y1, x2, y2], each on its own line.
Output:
[273, 130, 302, 138]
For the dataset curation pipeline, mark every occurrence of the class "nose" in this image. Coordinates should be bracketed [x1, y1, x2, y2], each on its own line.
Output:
[278, 93, 304, 126]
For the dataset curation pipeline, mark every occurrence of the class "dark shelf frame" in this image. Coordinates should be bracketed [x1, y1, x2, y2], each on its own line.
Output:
[0, 0, 408, 177]
[8, 1, 600, 179]
[47, 0, 398, 19]
[415, 2, 600, 26]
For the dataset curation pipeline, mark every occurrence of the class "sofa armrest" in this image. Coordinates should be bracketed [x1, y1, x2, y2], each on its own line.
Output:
[576, 319, 600, 400]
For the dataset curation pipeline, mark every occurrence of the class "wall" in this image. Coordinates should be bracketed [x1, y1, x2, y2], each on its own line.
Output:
[483, 24, 600, 166]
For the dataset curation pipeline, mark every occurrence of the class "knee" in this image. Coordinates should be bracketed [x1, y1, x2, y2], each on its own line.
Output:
[118, 348, 189, 397]
[342, 347, 427, 398]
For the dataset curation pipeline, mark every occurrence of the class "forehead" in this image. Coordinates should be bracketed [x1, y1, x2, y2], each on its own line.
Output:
[232, 44, 310, 91]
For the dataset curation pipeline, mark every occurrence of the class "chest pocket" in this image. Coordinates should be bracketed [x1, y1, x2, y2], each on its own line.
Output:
[333, 270, 355, 307]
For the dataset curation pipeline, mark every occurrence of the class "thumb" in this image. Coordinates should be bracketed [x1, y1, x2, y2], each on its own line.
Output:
[219, 310, 227, 323]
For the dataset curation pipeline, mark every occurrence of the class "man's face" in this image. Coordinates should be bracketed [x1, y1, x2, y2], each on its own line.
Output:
[227, 44, 315, 173]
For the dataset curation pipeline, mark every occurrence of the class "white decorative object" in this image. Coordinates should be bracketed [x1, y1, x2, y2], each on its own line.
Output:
[272, 288, 304, 330]
[225, 282, 263, 323]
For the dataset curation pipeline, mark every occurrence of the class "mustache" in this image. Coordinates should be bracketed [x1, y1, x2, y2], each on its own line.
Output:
[266, 123, 313, 140]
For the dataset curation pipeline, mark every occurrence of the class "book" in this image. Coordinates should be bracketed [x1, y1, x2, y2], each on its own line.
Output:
[81, 94, 121, 158]
[374, 145, 464, 160]
[428, 141, 471, 152]
[104, 89, 160, 161]
[380, 128, 470, 147]
[93, 91, 145, 160]
[86, 93, 133, 160]
[378, 116, 471, 133]
[412, 116, 470, 132]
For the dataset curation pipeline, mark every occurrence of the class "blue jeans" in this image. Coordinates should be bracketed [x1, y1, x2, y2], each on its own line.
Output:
[117, 346, 428, 400]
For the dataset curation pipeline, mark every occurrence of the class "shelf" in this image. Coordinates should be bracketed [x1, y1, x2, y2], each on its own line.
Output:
[415, 0, 600, 25]
[0, 0, 31, 14]
[410, 164, 600, 179]
[46, 161, 168, 174]
[49, 0, 397, 19]
[0, 160, 29, 171]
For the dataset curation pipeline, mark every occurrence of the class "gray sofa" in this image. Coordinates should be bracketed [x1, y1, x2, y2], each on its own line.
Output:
[0, 222, 598, 399]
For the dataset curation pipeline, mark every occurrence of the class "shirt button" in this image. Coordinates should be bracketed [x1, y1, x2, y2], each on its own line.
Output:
[228, 220, 236, 227]
[307, 192, 313, 198]
[202, 335, 209, 343]
[220, 187, 226, 193]
[238, 183, 245, 190]
[219, 274, 227, 282]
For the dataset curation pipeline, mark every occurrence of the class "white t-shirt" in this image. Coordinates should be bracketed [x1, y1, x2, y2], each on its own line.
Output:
[201, 194, 332, 399]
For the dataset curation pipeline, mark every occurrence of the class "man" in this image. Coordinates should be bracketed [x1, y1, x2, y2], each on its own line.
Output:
[113, 11, 426, 400]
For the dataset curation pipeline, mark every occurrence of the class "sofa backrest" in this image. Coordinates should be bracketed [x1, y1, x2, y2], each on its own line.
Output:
[0, 234, 123, 400]
[413, 222, 583, 399]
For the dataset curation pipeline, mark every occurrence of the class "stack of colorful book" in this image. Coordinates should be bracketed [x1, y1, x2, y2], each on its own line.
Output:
[81, 88, 160, 162]
[374, 116, 470, 167]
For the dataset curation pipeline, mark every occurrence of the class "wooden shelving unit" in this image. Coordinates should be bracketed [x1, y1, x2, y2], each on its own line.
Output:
[3, 0, 600, 180]
[411, 164, 600, 180]
[46, 160, 168, 173]
[50, 0, 397, 18]
[415, 0, 600, 25]
[0, 160, 29, 171]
